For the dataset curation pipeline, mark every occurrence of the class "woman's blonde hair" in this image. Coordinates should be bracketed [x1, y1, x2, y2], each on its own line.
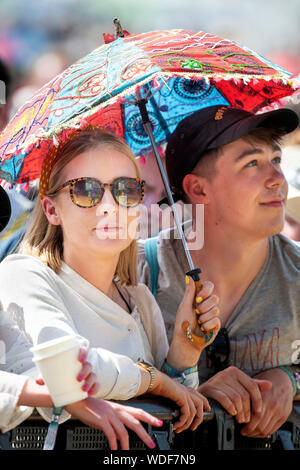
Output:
[20, 127, 141, 285]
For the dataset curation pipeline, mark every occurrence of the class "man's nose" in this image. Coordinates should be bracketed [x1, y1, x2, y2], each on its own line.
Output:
[265, 164, 286, 188]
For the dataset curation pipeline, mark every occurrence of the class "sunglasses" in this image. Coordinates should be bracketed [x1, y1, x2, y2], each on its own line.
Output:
[206, 327, 230, 372]
[50, 176, 145, 208]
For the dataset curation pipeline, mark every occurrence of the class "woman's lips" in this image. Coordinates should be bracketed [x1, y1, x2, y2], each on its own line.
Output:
[96, 226, 120, 232]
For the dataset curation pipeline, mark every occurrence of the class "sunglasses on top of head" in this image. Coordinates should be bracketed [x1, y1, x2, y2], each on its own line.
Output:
[48, 176, 145, 208]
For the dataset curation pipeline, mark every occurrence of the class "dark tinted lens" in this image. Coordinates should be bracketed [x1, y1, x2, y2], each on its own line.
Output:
[112, 178, 142, 207]
[206, 328, 230, 371]
[72, 178, 103, 207]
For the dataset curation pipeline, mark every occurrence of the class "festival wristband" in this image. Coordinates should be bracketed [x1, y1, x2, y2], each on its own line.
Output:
[162, 360, 198, 380]
[278, 366, 297, 397]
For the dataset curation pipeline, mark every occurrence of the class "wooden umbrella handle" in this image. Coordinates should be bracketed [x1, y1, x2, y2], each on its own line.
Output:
[182, 320, 213, 345]
[182, 270, 213, 345]
[194, 278, 202, 292]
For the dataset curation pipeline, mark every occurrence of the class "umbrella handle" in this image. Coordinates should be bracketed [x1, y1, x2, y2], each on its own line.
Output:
[182, 321, 213, 346]
[182, 269, 214, 346]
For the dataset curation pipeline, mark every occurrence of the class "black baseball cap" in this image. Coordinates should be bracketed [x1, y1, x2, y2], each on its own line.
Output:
[0, 185, 11, 232]
[166, 105, 299, 192]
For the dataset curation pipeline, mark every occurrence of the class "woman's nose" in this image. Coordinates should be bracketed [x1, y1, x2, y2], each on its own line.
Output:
[96, 188, 117, 216]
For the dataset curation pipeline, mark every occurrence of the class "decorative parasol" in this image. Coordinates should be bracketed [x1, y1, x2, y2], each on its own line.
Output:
[1, 25, 299, 185]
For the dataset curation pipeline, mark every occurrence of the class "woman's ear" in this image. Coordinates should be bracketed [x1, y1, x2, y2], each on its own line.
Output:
[182, 173, 210, 204]
[41, 196, 61, 226]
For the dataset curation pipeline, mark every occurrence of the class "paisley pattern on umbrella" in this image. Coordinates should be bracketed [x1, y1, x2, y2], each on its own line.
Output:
[0, 29, 298, 185]
[124, 77, 229, 155]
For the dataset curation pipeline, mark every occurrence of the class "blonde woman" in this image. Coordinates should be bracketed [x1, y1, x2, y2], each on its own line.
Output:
[0, 185, 166, 450]
[0, 127, 220, 434]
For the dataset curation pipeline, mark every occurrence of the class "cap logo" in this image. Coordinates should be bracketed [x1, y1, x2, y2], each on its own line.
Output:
[214, 106, 228, 120]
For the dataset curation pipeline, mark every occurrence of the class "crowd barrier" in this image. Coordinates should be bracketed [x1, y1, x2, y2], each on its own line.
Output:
[1, 398, 299, 451]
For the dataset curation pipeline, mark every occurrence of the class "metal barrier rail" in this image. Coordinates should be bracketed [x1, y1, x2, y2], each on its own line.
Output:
[1, 398, 299, 451]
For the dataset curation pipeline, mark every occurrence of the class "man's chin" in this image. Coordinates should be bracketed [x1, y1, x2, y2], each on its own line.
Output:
[263, 220, 284, 238]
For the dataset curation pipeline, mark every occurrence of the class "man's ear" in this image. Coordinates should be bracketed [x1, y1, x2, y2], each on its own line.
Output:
[41, 196, 61, 226]
[182, 173, 210, 204]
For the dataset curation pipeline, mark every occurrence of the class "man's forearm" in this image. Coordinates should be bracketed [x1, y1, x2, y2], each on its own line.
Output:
[256, 366, 300, 402]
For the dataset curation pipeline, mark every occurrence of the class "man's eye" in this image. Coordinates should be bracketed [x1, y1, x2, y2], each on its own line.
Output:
[272, 156, 282, 164]
[245, 160, 257, 167]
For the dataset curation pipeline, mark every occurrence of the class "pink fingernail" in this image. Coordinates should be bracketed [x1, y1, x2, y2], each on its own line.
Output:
[150, 440, 156, 448]
[82, 383, 89, 391]
[77, 374, 83, 382]
[156, 419, 163, 426]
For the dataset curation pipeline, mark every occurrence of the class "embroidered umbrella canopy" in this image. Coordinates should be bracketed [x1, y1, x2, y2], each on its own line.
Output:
[0, 28, 299, 186]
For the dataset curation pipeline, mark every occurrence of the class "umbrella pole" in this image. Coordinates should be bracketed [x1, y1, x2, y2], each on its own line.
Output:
[137, 99, 214, 345]
[136, 99, 201, 280]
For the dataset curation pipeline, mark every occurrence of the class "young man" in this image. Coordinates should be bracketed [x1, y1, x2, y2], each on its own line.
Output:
[138, 105, 300, 439]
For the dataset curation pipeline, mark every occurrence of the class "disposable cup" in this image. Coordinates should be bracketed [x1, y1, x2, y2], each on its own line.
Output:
[30, 335, 89, 407]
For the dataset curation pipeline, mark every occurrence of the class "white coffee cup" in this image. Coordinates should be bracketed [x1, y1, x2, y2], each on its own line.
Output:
[30, 335, 89, 407]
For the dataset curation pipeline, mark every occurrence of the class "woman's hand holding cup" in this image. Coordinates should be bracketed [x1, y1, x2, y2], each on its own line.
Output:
[76, 346, 100, 396]
[36, 345, 100, 398]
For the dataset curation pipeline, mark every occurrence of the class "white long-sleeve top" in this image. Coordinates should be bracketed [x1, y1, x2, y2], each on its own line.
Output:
[0, 309, 35, 432]
[0, 254, 170, 423]
[0, 372, 32, 433]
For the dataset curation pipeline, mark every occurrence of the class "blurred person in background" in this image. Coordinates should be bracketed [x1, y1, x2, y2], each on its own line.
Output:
[138, 149, 192, 239]
[10, 50, 69, 115]
[138, 150, 166, 238]
[0, 58, 37, 261]
[0, 54, 69, 261]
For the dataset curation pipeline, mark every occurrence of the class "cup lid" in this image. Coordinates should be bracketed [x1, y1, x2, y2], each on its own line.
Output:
[30, 335, 78, 360]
